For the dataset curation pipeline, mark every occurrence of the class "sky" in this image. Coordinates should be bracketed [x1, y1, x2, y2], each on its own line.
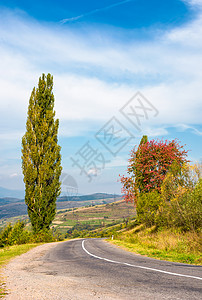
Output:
[0, 0, 201, 196]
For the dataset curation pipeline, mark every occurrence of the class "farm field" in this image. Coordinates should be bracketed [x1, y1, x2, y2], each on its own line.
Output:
[0, 199, 136, 238]
[52, 200, 136, 236]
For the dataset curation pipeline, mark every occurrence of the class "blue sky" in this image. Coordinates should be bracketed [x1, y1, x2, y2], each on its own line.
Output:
[0, 0, 201, 196]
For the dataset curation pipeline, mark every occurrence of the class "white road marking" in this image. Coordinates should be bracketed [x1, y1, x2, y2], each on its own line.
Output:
[82, 240, 202, 281]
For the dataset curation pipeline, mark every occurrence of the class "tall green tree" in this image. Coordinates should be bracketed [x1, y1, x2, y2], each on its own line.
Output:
[22, 73, 62, 233]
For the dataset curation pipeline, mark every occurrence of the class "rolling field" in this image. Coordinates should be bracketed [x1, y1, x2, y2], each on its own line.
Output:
[0, 199, 136, 238]
[52, 200, 136, 236]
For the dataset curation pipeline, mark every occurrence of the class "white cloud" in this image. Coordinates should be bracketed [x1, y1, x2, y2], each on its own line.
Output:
[54, 74, 133, 122]
[10, 173, 18, 178]
[0, 7, 201, 144]
[87, 168, 100, 176]
[0, 131, 24, 141]
[183, 0, 202, 7]
[0, 3, 201, 192]
[141, 126, 168, 137]
[176, 124, 202, 135]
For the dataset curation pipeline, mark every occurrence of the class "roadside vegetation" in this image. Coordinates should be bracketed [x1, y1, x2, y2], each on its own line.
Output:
[109, 225, 202, 265]
[115, 136, 202, 265]
[0, 220, 58, 248]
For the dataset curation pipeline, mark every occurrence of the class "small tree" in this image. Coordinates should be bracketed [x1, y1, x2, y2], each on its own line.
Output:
[120, 137, 188, 203]
[22, 73, 62, 233]
[136, 191, 162, 226]
[159, 163, 202, 230]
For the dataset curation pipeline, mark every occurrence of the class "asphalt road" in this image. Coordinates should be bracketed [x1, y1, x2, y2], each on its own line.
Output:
[40, 238, 202, 299]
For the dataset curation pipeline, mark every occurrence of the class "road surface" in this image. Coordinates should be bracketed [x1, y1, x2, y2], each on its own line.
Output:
[39, 238, 202, 299]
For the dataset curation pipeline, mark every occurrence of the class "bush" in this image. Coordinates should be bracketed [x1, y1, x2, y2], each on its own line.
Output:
[185, 178, 202, 230]
[120, 138, 188, 203]
[159, 165, 202, 231]
[136, 191, 162, 227]
[0, 223, 13, 247]
[32, 229, 56, 243]
[9, 221, 31, 245]
[0, 221, 31, 247]
[0, 221, 57, 247]
[159, 179, 202, 231]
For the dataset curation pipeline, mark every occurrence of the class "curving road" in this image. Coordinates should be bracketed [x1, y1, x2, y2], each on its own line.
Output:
[39, 238, 202, 299]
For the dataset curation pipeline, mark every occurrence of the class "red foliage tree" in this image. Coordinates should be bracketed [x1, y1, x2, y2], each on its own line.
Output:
[120, 138, 188, 204]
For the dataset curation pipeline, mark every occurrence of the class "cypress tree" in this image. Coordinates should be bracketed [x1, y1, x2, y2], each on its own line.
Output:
[21, 73, 62, 233]
[139, 135, 148, 145]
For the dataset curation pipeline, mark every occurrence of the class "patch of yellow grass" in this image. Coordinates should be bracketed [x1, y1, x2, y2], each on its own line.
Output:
[109, 227, 202, 265]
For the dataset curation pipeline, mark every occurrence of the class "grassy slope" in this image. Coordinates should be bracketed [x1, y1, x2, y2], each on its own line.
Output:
[109, 225, 202, 265]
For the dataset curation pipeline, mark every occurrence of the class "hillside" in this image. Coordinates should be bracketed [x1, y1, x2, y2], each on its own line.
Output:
[0, 197, 24, 206]
[58, 193, 119, 202]
[0, 193, 121, 220]
[52, 200, 136, 238]
[0, 201, 27, 219]
[0, 199, 135, 238]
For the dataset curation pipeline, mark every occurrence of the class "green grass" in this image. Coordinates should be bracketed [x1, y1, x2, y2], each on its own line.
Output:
[109, 226, 202, 265]
[0, 243, 42, 297]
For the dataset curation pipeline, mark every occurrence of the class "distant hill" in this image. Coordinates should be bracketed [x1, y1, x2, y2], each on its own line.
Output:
[0, 186, 24, 199]
[0, 197, 24, 205]
[58, 193, 120, 202]
[0, 202, 27, 219]
[0, 193, 121, 220]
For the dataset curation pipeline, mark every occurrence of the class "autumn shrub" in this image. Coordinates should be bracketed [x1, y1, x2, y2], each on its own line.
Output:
[158, 164, 202, 231]
[159, 178, 202, 231]
[120, 137, 188, 203]
[136, 191, 162, 227]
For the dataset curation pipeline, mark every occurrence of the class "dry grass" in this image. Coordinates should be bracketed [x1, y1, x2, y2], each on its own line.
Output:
[110, 227, 202, 265]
